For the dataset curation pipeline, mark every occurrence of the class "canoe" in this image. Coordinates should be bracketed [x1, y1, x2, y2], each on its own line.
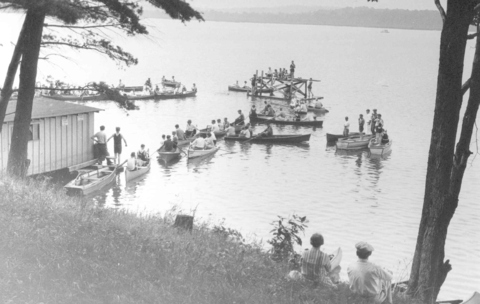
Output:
[177, 137, 194, 146]
[368, 138, 393, 156]
[162, 79, 181, 87]
[326, 132, 362, 143]
[329, 247, 343, 270]
[250, 115, 323, 127]
[64, 165, 118, 195]
[198, 128, 227, 137]
[126, 91, 196, 100]
[463, 292, 480, 304]
[42, 93, 108, 101]
[125, 161, 151, 182]
[224, 134, 310, 144]
[187, 146, 220, 159]
[228, 86, 251, 92]
[336, 134, 374, 150]
[158, 147, 182, 163]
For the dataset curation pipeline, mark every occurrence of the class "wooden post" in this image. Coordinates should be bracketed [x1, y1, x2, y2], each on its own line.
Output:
[174, 214, 193, 232]
[305, 81, 308, 99]
[260, 71, 264, 96]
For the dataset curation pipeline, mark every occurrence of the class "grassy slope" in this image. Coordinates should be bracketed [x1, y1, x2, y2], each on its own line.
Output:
[0, 177, 419, 304]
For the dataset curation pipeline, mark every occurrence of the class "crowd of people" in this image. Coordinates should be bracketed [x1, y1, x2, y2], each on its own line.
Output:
[289, 233, 393, 304]
[117, 77, 197, 97]
[343, 108, 389, 144]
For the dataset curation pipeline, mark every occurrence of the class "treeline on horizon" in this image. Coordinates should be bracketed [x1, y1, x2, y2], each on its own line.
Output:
[201, 7, 443, 31]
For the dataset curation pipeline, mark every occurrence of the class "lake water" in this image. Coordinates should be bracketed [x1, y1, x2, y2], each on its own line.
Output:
[1, 16, 479, 300]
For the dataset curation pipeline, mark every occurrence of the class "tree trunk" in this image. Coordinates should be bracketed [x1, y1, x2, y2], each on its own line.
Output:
[408, 2, 475, 303]
[7, 9, 46, 177]
[0, 16, 28, 132]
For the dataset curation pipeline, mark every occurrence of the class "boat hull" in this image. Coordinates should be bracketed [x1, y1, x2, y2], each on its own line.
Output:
[250, 115, 323, 127]
[198, 128, 227, 138]
[368, 138, 393, 156]
[326, 132, 362, 143]
[336, 135, 374, 150]
[158, 147, 182, 163]
[225, 134, 310, 144]
[64, 165, 117, 195]
[125, 162, 151, 182]
[126, 91, 196, 101]
[307, 106, 329, 114]
[187, 147, 220, 159]
[42, 93, 107, 101]
[162, 80, 181, 87]
[228, 86, 251, 92]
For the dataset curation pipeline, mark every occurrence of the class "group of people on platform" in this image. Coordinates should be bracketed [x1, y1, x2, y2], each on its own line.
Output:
[264, 60, 296, 80]
[90, 126, 150, 171]
[289, 233, 393, 304]
[343, 108, 389, 144]
[117, 77, 197, 97]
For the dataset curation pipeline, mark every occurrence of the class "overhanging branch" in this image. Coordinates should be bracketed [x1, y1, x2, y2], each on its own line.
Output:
[435, 0, 446, 24]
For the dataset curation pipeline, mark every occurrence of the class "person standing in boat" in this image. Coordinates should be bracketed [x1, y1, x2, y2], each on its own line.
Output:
[370, 109, 378, 135]
[175, 125, 186, 140]
[290, 61, 296, 78]
[343, 117, 350, 137]
[145, 78, 152, 90]
[347, 242, 393, 304]
[375, 114, 384, 143]
[107, 127, 128, 165]
[185, 120, 197, 138]
[91, 125, 108, 165]
[358, 114, 365, 133]
[234, 110, 245, 126]
[366, 109, 371, 133]
[192, 83, 197, 92]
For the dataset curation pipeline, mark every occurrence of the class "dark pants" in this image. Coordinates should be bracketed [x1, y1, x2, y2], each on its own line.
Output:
[95, 143, 107, 163]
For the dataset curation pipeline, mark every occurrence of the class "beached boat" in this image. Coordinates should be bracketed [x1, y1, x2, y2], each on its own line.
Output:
[158, 147, 182, 163]
[326, 132, 362, 143]
[125, 91, 196, 101]
[42, 93, 108, 101]
[64, 165, 118, 195]
[368, 138, 393, 156]
[187, 146, 220, 159]
[162, 79, 181, 87]
[250, 115, 323, 127]
[228, 85, 251, 92]
[125, 161, 151, 182]
[336, 134, 374, 150]
[225, 134, 310, 144]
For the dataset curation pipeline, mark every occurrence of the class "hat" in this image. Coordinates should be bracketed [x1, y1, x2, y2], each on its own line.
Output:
[355, 242, 374, 253]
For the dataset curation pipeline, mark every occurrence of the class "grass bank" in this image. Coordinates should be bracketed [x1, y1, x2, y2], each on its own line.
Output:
[0, 177, 419, 304]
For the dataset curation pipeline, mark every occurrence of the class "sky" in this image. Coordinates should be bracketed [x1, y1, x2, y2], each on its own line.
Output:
[189, 0, 436, 11]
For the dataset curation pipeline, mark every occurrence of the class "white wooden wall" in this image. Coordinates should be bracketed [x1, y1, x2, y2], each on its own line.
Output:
[0, 112, 95, 175]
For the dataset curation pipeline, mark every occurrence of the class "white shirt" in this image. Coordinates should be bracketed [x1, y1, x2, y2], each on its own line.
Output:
[211, 124, 220, 132]
[192, 137, 205, 149]
[205, 137, 215, 148]
[348, 259, 393, 297]
[344, 121, 350, 129]
[159, 139, 165, 147]
[127, 158, 136, 171]
[240, 129, 251, 138]
[226, 126, 236, 136]
[210, 132, 217, 141]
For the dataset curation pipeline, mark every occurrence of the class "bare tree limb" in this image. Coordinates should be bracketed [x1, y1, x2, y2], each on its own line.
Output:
[435, 0, 446, 23]
[462, 78, 471, 95]
[44, 23, 121, 29]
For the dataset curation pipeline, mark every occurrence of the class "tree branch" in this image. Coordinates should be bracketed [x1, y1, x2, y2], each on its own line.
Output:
[435, 0, 446, 24]
[44, 23, 121, 29]
[467, 32, 480, 39]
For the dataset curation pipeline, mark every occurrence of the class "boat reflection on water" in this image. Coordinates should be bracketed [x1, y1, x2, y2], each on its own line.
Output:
[187, 153, 217, 171]
[368, 149, 392, 160]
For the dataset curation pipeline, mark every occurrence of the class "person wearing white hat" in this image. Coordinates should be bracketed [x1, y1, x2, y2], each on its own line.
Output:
[347, 242, 393, 304]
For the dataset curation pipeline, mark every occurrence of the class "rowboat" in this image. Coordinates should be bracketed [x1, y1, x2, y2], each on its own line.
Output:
[158, 147, 182, 163]
[307, 106, 329, 114]
[250, 115, 323, 127]
[162, 79, 181, 87]
[187, 146, 220, 159]
[228, 85, 251, 92]
[125, 91, 196, 100]
[42, 93, 107, 101]
[125, 161, 151, 182]
[368, 138, 393, 156]
[198, 128, 227, 138]
[225, 134, 310, 144]
[336, 134, 374, 150]
[64, 165, 119, 195]
[326, 132, 362, 143]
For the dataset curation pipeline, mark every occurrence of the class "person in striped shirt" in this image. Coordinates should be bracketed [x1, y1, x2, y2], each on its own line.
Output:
[300, 233, 333, 285]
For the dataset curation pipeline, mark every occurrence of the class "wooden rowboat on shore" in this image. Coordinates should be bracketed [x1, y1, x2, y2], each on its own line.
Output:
[250, 115, 323, 127]
[225, 134, 311, 144]
[64, 165, 119, 195]
[125, 91, 196, 101]
[158, 147, 182, 163]
[125, 161, 151, 182]
[336, 134, 374, 150]
[187, 146, 220, 159]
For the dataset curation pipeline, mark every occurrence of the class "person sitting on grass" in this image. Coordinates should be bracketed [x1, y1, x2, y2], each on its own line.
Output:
[347, 242, 393, 304]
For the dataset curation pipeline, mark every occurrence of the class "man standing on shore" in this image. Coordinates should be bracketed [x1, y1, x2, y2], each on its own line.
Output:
[347, 242, 393, 304]
[91, 126, 107, 165]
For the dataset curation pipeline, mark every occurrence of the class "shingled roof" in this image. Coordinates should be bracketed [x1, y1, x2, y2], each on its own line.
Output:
[3, 97, 103, 123]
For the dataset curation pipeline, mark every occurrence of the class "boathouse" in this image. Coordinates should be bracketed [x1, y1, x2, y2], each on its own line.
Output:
[0, 97, 102, 176]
